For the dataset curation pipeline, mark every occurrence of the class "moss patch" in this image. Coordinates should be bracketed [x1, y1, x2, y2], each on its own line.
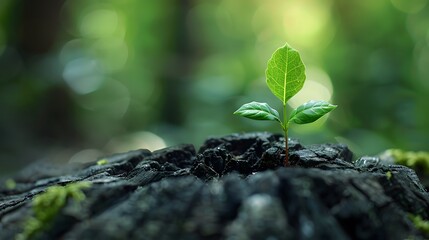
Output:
[16, 181, 91, 240]
[385, 171, 392, 180]
[5, 178, 16, 190]
[96, 159, 108, 165]
[408, 214, 429, 236]
[386, 149, 429, 175]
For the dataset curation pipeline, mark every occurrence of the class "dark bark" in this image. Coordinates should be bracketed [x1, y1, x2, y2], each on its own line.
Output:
[1, 132, 428, 239]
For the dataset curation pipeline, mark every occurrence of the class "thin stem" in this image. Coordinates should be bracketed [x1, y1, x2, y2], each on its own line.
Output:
[283, 103, 289, 166]
[284, 127, 289, 166]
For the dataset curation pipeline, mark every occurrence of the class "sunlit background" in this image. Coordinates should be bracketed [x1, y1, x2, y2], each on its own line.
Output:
[1, 0, 428, 176]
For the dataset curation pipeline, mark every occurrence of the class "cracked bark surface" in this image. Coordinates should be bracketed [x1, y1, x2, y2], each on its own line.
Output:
[1, 132, 428, 239]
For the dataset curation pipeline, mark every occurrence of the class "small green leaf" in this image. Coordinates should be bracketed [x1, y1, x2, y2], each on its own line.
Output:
[266, 43, 306, 105]
[234, 101, 281, 123]
[288, 100, 337, 124]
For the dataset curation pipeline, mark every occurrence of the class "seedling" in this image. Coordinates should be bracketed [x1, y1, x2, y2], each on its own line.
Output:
[234, 43, 337, 166]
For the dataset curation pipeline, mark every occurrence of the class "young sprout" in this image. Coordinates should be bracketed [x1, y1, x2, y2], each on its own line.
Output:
[234, 43, 337, 166]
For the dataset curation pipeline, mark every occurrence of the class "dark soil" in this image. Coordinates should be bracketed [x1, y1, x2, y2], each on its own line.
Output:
[1, 132, 428, 239]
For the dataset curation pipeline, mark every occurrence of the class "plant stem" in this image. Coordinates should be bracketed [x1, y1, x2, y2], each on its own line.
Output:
[284, 128, 289, 166]
[283, 103, 289, 166]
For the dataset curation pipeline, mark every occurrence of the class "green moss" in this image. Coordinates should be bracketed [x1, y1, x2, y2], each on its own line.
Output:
[16, 181, 91, 240]
[5, 178, 16, 190]
[96, 159, 108, 165]
[385, 171, 392, 180]
[387, 149, 429, 175]
[408, 214, 429, 236]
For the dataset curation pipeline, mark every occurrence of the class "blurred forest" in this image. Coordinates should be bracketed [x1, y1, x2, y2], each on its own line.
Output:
[1, 0, 428, 176]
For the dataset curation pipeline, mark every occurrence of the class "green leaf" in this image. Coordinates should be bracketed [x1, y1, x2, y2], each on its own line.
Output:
[266, 43, 306, 104]
[234, 101, 281, 123]
[288, 100, 337, 124]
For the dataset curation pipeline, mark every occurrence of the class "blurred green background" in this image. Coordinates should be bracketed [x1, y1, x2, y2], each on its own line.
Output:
[1, 0, 428, 176]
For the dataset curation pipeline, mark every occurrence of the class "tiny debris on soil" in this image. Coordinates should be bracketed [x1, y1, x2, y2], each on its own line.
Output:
[1, 132, 428, 240]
